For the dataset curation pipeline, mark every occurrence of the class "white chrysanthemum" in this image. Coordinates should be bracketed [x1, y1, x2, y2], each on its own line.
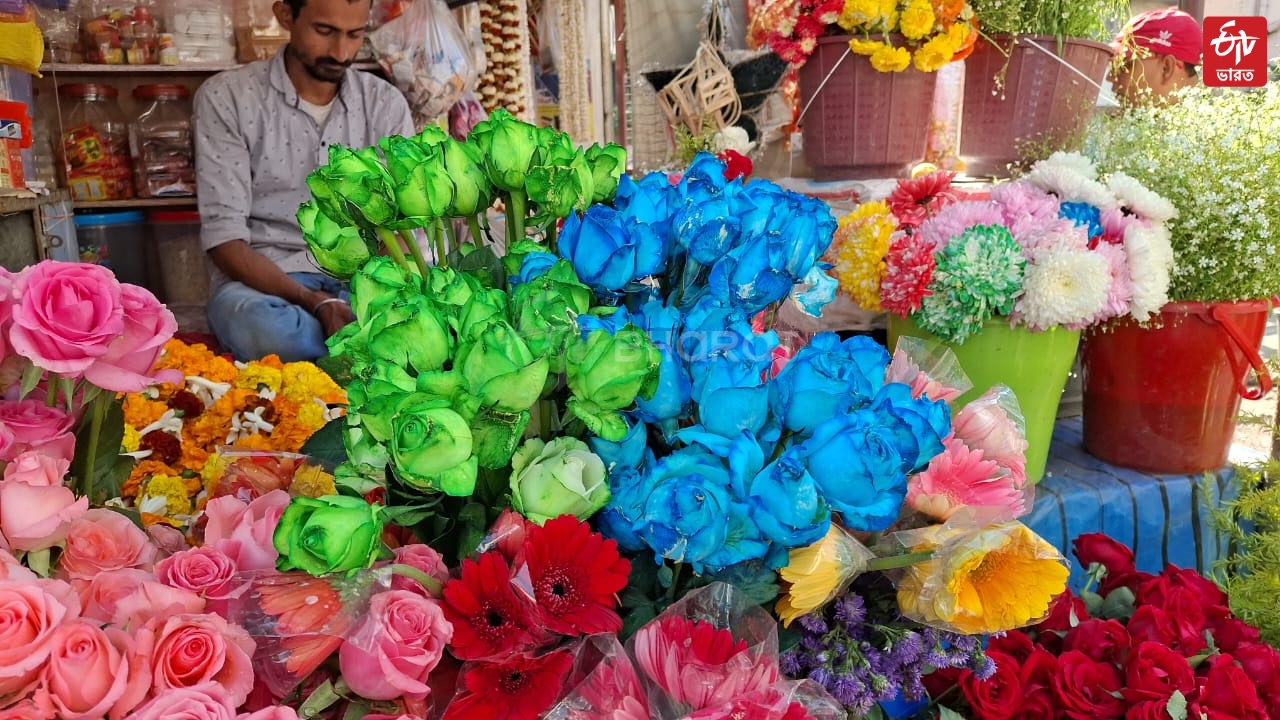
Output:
[1107, 172, 1178, 224]
[1125, 223, 1174, 321]
[1015, 248, 1111, 330]
[1034, 151, 1099, 181]
[712, 126, 755, 156]
[1023, 163, 1118, 210]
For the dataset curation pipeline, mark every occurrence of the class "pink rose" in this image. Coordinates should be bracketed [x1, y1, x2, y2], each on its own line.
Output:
[34, 619, 130, 720]
[236, 708, 301, 720]
[155, 546, 247, 615]
[83, 284, 182, 393]
[0, 476, 87, 552]
[202, 490, 290, 572]
[110, 581, 206, 631]
[338, 590, 453, 701]
[391, 544, 450, 597]
[134, 613, 256, 708]
[0, 401, 75, 463]
[147, 523, 190, 556]
[0, 580, 79, 698]
[73, 568, 154, 623]
[3, 451, 70, 486]
[118, 684, 235, 720]
[1, 698, 52, 720]
[58, 509, 159, 580]
[1, 548, 37, 581]
[7, 261, 124, 377]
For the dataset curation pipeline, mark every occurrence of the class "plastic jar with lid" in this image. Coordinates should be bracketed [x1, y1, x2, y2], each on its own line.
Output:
[130, 84, 195, 198]
[58, 83, 134, 201]
[74, 210, 148, 287]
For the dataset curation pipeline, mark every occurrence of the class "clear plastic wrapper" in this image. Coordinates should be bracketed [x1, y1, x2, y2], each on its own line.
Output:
[775, 523, 876, 627]
[893, 519, 1070, 636]
[209, 448, 335, 503]
[679, 679, 846, 720]
[544, 634, 651, 720]
[885, 335, 972, 404]
[949, 384, 1030, 487]
[628, 582, 780, 718]
[368, 0, 476, 126]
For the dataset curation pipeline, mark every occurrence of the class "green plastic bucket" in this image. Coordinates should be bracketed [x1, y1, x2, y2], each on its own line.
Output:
[888, 316, 1081, 483]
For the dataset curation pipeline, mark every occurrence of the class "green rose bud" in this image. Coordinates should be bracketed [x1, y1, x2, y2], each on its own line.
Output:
[442, 137, 495, 217]
[469, 108, 540, 193]
[470, 406, 531, 469]
[326, 321, 370, 365]
[456, 321, 550, 412]
[342, 423, 391, 472]
[390, 398, 478, 496]
[511, 260, 594, 372]
[413, 124, 449, 149]
[307, 145, 398, 228]
[366, 295, 454, 374]
[509, 437, 609, 524]
[526, 142, 595, 222]
[457, 288, 510, 341]
[584, 142, 627, 203]
[299, 200, 376, 279]
[273, 495, 385, 576]
[566, 326, 661, 440]
[351, 256, 422, 323]
[379, 135, 432, 186]
[393, 143, 455, 224]
[424, 266, 484, 310]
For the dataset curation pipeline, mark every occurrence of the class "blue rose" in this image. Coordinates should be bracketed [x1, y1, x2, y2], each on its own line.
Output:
[559, 204, 668, 293]
[771, 333, 890, 434]
[672, 198, 742, 266]
[689, 329, 778, 439]
[633, 449, 733, 572]
[577, 306, 633, 339]
[615, 172, 675, 236]
[800, 410, 908, 532]
[680, 296, 748, 343]
[597, 465, 653, 553]
[746, 449, 831, 550]
[736, 180, 836, 276]
[1059, 201, 1103, 240]
[632, 301, 691, 424]
[513, 250, 559, 285]
[588, 415, 650, 472]
[870, 383, 951, 473]
[707, 233, 799, 315]
[700, 498, 771, 570]
[791, 264, 839, 317]
[677, 152, 731, 205]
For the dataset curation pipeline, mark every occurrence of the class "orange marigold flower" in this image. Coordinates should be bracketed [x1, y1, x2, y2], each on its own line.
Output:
[123, 395, 169, 430]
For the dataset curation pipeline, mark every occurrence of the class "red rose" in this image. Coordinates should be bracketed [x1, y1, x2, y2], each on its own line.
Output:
[988, 632, 1035, 664]
[1161, 566, 1229, 609]
[1125, 700, 1173, 720]
[1232, 642, 1280, 705]
[1062, 618, 1130, 665]
[960, 650, 1023, 720]
[1199, 654, 1267, 720]
[1207, 615, 1262, 655]
[1160, 586, 1208, 656]
[1037, 591, 1088, 634]
[1013, 648, 1058, 720]
[1100, 568, 1155, 599]
[1051, 650, 1126, 720]
[1123, 641, 1195, 702]
[923, 666, 962, 703]
[1072, 533, 1135, 575]
[1127, 606, 1179, 649]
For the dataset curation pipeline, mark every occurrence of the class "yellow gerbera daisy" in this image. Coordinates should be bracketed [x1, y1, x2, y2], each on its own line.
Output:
[870, 44, 911, 73]
[776, 524, 875, 626]
[897, 522, 1070, 635]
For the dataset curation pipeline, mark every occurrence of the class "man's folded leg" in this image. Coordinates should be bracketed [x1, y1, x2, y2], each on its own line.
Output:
[206, 280, 329, 362]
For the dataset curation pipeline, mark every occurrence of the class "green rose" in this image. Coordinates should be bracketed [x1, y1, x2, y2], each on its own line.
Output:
[526, 138, 595, 222]
[299, 200, 375, 279]
[565, 326, 661, 440]
[379, 134, 432, 185]
[326, 321, 370, 365]
[413, 124, 449, 150]
[346, 361, 416, 412]
[441, 137, 494, 217]
[342, 422, 391, 471]
[424, 266, 485, 310]
[393, 142, 455, 224]
[366, 295, 455, 375]
[351, 256, 423, 322]
[509, 437, 609, 524]
[273, 495, 385, 576]
[469, 108, 540, 193]
[457, 287, 510, 341]
[390, 398, 478, 496]
[456, 321, 550, 412]
[470, 405, 531, 469]
[307, 145, 398, 228]
[584, 142, 627, 204]
[511, 260, 594, 372]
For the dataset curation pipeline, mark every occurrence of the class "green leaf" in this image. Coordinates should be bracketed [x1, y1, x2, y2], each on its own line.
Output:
[300, 417, 349, 469]
[621, 603, 657, 639]
[862, 706, 888, 720]
[455, 501, 489, 558]
[25, 548, 52, 577]
[19, 362, 42, 400]
[656, 563, 675, 589]
[1081, 589, 1105, 618]
[315, 353, 355, 386]
[939, 707, 966, 720]
[342, 701, 371, 720]
[705, 562, 780, 605]
[381, 504, 437, 528]
[69, 396, 127, 504]
[1101, 586, 1137, 621]
[58, 376, 77, 410]
[452, 244, 506, 288]
[1167, 690, 1189, 720]
[299, 680, 340, 719]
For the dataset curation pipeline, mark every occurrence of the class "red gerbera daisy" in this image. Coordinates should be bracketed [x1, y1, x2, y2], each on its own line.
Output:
[442, 551, 540, 660]
[523, 515, 630, 636]
[887, 171, 959, 229]
[441, 651, 575, 720]
[880, 234, 938, 316]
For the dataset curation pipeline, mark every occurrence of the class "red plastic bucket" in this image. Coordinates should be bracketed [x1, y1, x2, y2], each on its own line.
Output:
[1080, 300, 1273, 473]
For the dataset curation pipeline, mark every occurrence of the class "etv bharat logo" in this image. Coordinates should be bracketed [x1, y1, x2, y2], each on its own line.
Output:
[1203, 16, 1267, 87]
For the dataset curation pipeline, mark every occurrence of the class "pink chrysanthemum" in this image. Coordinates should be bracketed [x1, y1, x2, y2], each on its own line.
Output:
[887, 171, 959, 229]
[916, 200, 1005, 249]
[1087, 241, 1134, 325]
[1098, 207, 1138, 246]
[991, 182, 1061, 244]
[880, 234, 937, 316]
[1016, 218, 1090, 254]
[907, 437, 1029, 522]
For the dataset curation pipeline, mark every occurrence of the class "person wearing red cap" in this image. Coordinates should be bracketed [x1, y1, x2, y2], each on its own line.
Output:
[1109, 6, 1202, 105]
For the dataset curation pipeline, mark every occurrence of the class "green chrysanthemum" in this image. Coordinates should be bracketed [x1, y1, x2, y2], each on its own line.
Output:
[917, 224, 1026, 343]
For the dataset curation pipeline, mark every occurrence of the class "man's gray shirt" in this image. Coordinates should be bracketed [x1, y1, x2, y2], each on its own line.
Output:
[194, 51, 413, 286]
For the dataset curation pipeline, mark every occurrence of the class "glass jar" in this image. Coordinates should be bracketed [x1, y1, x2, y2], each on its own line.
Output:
[58, 83, 134, 201]
[29, 88, 60, 188]
[129, 84, 195, 198]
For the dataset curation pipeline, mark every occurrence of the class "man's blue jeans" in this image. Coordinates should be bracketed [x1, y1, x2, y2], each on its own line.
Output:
[207, 272, 345, 362]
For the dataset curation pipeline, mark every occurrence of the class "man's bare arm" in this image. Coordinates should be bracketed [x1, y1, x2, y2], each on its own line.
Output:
[208, 240, 353, 336]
